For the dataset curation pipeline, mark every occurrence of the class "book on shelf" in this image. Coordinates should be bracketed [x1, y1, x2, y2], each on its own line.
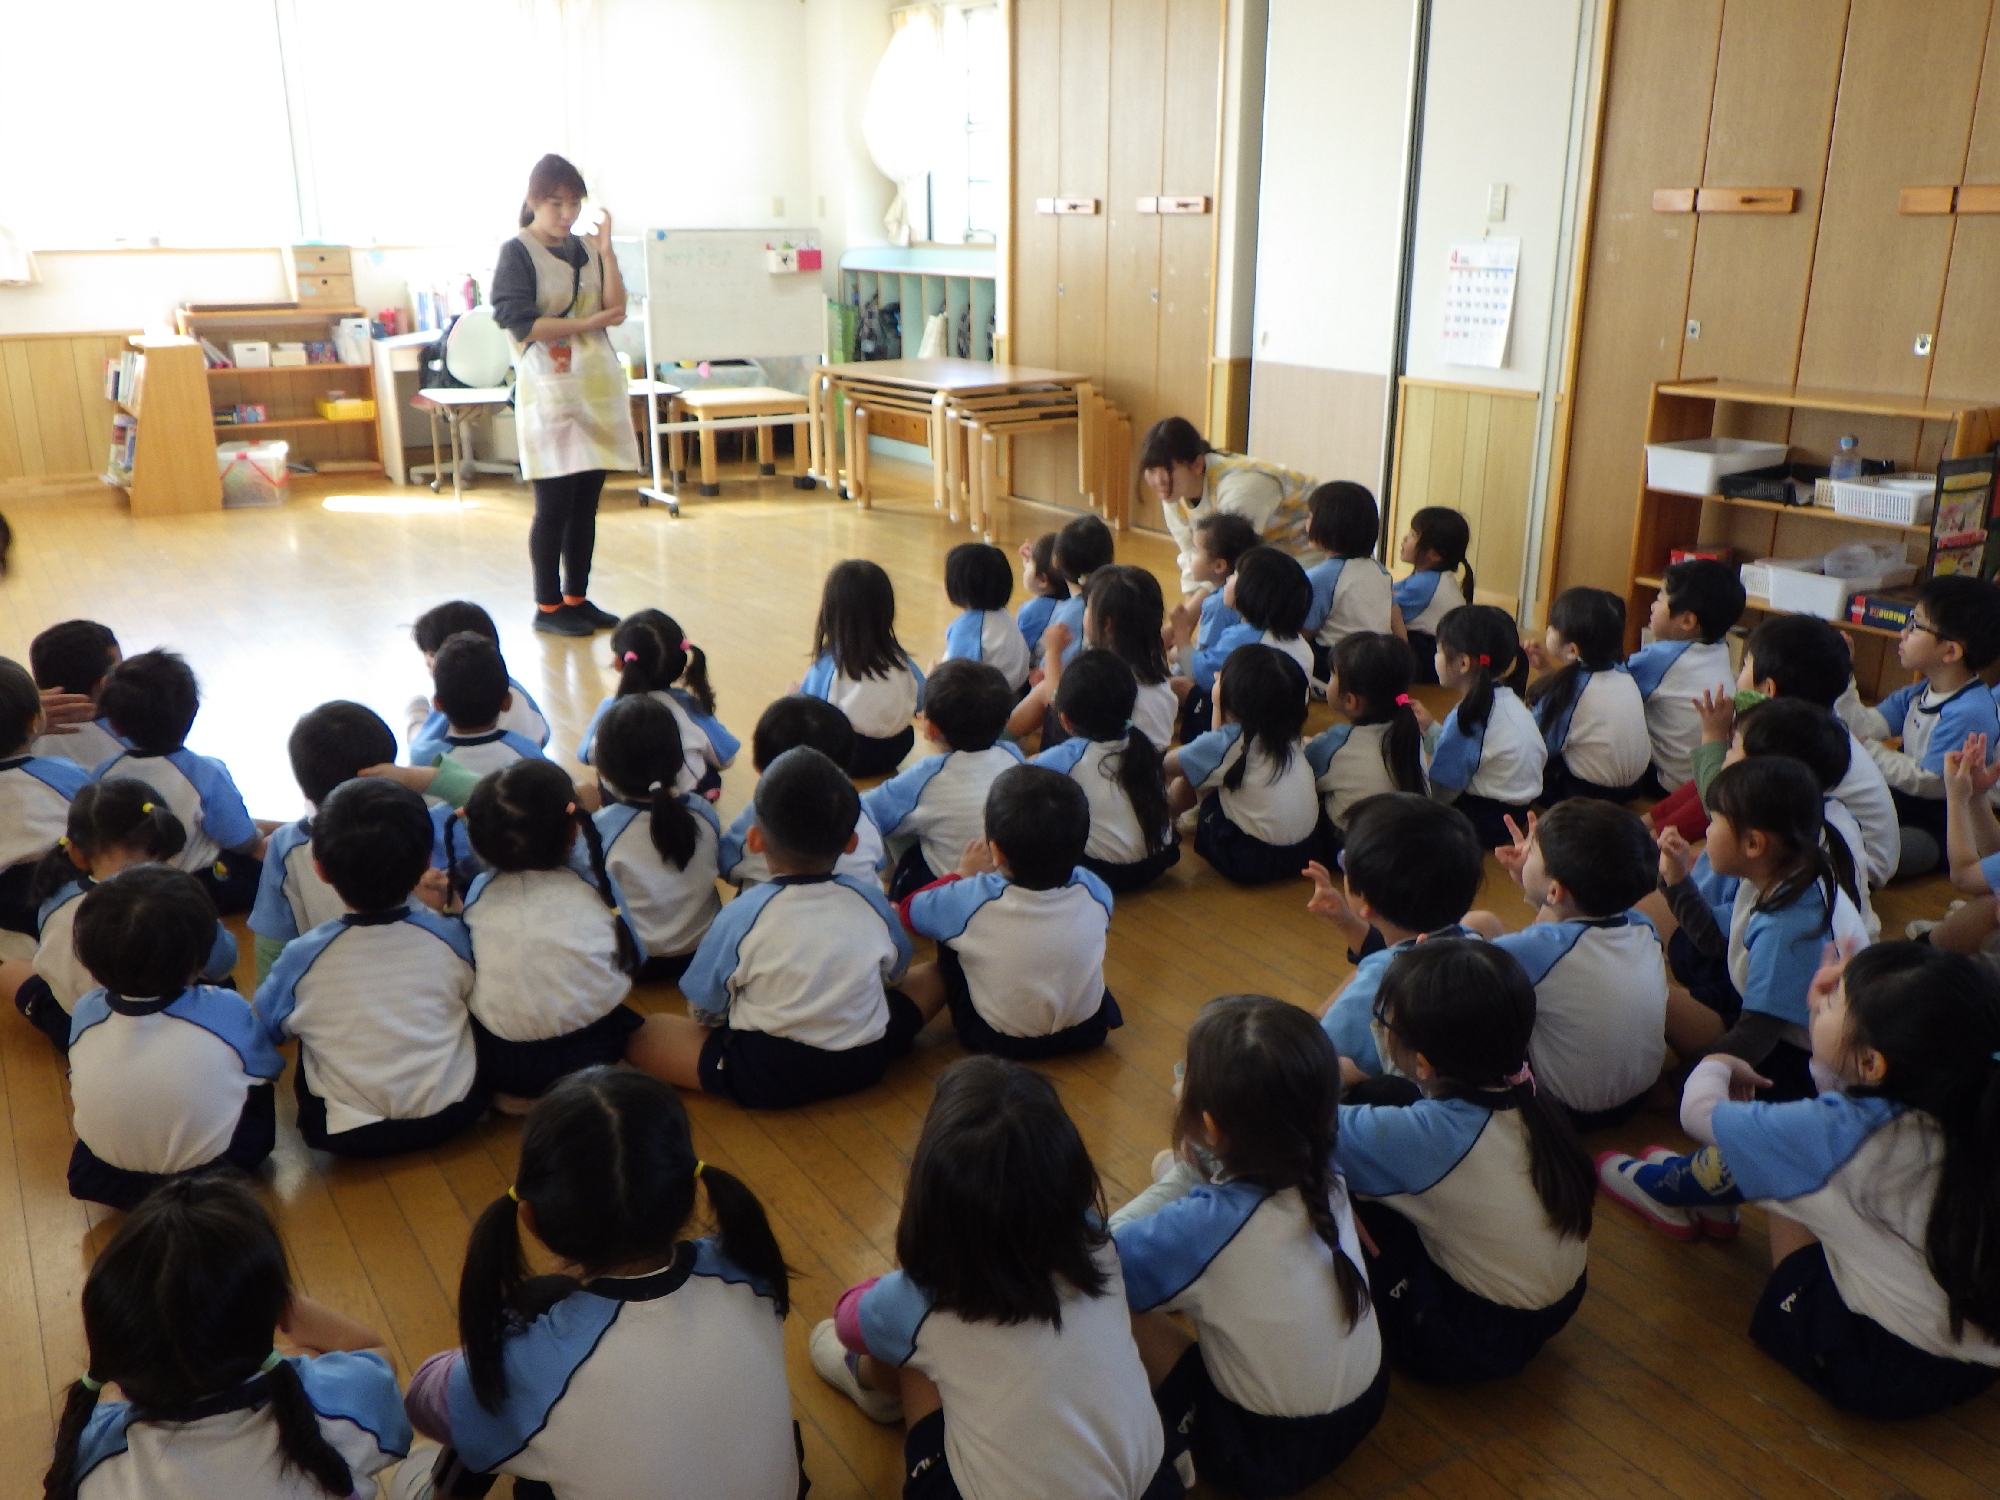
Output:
[1925, 454, 1999, 581]
[103, 350, 147, 406]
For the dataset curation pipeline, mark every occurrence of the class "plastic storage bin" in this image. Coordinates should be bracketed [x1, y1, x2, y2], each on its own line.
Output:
[216, 440, 291, 508]
[1739, 556, 1818, 600]
[1645, 438, 1789, 496]
[1828, 474, 1936, 525]
[316, 396, 375, 421]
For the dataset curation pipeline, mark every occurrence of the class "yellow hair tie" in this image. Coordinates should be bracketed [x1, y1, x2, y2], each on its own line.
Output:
[694, 1159, 706, 1178]
[78, 1373, 103, 1393]
[506, 1185, 519, 1203]
[141, 803, 155, 814]
[56, 836, 68, 849]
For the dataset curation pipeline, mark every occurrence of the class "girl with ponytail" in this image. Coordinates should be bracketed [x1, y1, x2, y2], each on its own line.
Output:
[1524, 587, 1651, 803]
[1306, 632, 1426, 841]
[406, 1068, 804, 1494]
[1110, 995, 1386, 1497]
[1395, 505, 1474, 681]
[2, 777, 233, 1052]
[462, 760, 643, 1110]
[1423, 604, 1545, 849]
[591, 694, 722, 982]
[44, 1175, 408, 1500]
[1336, 938, 1595, 1383]
[1031, 650, 1179, 893]
[578, 608, 736, 798]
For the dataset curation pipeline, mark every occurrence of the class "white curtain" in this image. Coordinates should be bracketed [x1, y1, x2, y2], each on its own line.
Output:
[862, 11, 948, 246]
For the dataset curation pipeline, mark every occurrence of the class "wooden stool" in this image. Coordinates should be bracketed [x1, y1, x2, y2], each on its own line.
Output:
[671, 386, 813, 496]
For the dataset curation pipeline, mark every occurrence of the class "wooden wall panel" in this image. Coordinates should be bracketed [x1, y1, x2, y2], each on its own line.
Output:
[1552, 0, 1723, 596]
[1931, 2, 2000, 401]
[1389, 381, 1539, 613]
[1152, 0, 1223, 449]
[1794, 0, 1991, 394]
[1102, 0, 1166, 453]
[1011, 0, 1063, 369]
[1678, 0, 1848, 385]
[1055, 0, 1112, 381]
[0, 334, 131, 485]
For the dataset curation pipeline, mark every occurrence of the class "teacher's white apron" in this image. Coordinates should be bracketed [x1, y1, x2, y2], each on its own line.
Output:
[1163, 451, 1322, 592]
[506, 229, 640, 480]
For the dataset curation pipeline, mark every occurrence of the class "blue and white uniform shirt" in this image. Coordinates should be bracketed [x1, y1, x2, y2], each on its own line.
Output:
[1492, 915, 1666, 1114]
[719, 799, 885, 889]
[1304, 722, 1409, 830]
[1337, 1095, 1589, 1311]
[67, 985, 284, 1175]
[1724, 879, 1869, 1043]
[92, 749, 256, 874]
[258, 905, 477, 1134]
[1322, 925, 1479, 1075]
[907, 869, 1112, 1037]
[31, 718, 126, 772]
[413, 675, 552, 753]
[1188, 619, 1266, 693]
[1537, 668, 1650, 789]
[800, 653, 926, 740]
[1017, 593, 1061, 657]
[577, 689, 730, 791]
[682, 873, 910, 1049]
[248, 816, 347, 946]
[1834, 731, 1899, 889]
[1423, 686, 1546, 807]
[0, 752, 90, 868]
[1625, 638, 1734, 790]
[445, 1241, 798, 1499]
[1305, 556, 1396, 649]
[862, 744, 1025, 877]
[1862, 678, 2000, 796]
[595, 795, 723, 962]
[1042, 593, 1089, 669]
[1711, 1094, 2000, 1366]
[1393, 569, 1466, 636]
[1185, 588, 1242, 670]
[943, 608, 1031, 693]
[1114, 1177, 1382, 1418]
[463, 868, 632, 1043]
[1132, 680, 1178, 752]
[1030, 737, 1165, 865]
[409, 725, 546, 776]
[37, 878, 235, 1013]
[74, 1351, 410, 1500]
[1178, 724, 1321, 847]
[856, 1244, 1165, 1500]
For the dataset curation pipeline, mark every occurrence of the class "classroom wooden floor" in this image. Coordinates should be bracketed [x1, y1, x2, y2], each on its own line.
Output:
[0, 458, 1992, 1499]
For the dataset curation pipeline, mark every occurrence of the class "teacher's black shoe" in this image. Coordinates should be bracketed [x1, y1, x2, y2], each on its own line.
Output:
[533, 605, 595, 638]
[571, 599, 620, 630]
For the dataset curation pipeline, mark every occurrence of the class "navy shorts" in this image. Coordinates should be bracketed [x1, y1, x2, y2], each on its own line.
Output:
[889, 844, 939, 903]
[293, 1065, 488, 1159]
[193, 847, 264, 917]
[1154, 1342, 1387, 1499]
[902, 1408, 1185, 1500]
[1080, 842, 1182, 895]
[698, 990, 926, 1108]
[1449, 793, 1533, 851]
[1195, 796, 1332, 886]
[1667, 926, 1741, 1022]
[472, 1004, 645, 1100]
[1558, 1089, 1650, 1134]
[634, 950, 696, 986]
[850, 726, 915, 780]
[1751, 1243, 1997, 1419]
[1540, 754, 1650, 808]
[14, 974, 72, 1053]
[68, 1083, 276, 1210]
[0, 859, 36, 935]
[937, 945, 1120, 1060]
[1355, 1199, 1584, 1383]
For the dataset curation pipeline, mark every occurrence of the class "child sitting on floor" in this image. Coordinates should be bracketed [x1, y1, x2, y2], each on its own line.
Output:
[27, 618, 125, 768]
[719, 695, 885, 888]
[259, 778, 486, 1158]
[1419, 605, 1546, 849]
[1626, 559, 1744, 793]
[1014, 564, 1177, 750]
[408, 599, 550, 752]
[1303, 481, 1400, 681]
[628, 747, 942, 1109]
[0, 656, 90, 932]
[409, 633, 549, 774]
[578, 609, 735, 795]
[1395, 506, 1473, 683]
[1165, 509, 1259, 676]
[1483, 800, 1666, 1131]
[1310, 792, 1486, 1075]
[1525, 587, 1650, 803]
[899, 765, 1123, 1059]
[94, 649, 266, 914]
[1031, 651, 1179, 892]
[1016, 531, 1070, 659]
[1177, 546, 1314, 734]
[865, 659, 1023, 900]
[941, 542, 1029, 693]
[801, 559, 927, 777]
[1305, 632, 1426, 842]
[1040, 512, 1117, 672]
[65, 866, 282, 1208]
[1168, 645, 1327, 885]
[250, 700, 399, 984]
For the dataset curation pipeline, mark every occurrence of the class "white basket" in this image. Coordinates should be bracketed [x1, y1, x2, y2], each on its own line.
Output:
[1645, 438, 1789, 496]
[1828, 474, 1936, 526]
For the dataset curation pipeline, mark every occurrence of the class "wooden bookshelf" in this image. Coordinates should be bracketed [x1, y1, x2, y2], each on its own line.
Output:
[175, 304, 383, 474]
[1626, 379, 2000, 698]
[109, 335, 222, 517]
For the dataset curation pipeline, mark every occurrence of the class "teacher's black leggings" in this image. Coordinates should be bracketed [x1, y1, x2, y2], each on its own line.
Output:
[529, 469, 607, 605]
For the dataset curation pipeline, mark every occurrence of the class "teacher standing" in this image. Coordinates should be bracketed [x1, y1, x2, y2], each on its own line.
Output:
[490, 153, 639, 637]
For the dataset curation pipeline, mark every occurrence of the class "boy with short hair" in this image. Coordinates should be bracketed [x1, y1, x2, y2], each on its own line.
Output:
[862, 659, 1024, 900]
[1308, 792, 1487, 1075]
[1166, 511, 1263, 731]
[625, 747, 946, 1109]
[257, 778, 484, 1158]
[898, 764, 1121, 1059]
[409, 600, 550, 749]
[0, 658, 90, 932]
[94, 649, 266, 914]
[27, 619, 125, 768]
[1482, 800, 1666, 1131]
[1626, 558, 1745, 791]
[250, 701, 401, 984]
[719, 695, 886, 888]
[408, 633, 548, 773]
[1848, 574, 2000, 876]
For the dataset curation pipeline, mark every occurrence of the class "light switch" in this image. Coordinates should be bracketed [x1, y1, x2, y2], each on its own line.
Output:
[772, 197, 785, 217]
[1487, 183, 1508, 222]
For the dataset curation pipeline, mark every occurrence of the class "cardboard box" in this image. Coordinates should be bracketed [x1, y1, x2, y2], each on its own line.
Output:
[1669, 546, 1734, 565]
[270, 343, 308, 367]
[229, 340, 271, 369]
[294, 273, 356, 305]
[1849, 589, 1919, 632]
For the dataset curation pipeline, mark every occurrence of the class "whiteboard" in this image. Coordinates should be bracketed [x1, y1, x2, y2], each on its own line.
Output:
[640, 228, 825, 362]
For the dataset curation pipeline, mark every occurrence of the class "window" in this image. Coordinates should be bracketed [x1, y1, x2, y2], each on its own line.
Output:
[927, 2, 1004, 245]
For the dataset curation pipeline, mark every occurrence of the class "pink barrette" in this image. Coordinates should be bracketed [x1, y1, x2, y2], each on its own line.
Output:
[621, 651, 640, 665]
[679, 638, 694, 652]
[1505, 1062, 1536, 1094]
[1394, 693, 1412, 707]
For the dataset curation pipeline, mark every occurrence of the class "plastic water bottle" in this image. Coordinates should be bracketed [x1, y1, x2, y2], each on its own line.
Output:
[1830, 434, 1862, 481]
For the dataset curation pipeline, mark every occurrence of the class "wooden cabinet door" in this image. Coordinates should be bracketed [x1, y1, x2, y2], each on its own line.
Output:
[1055, 0, 1113, 381]
[1012, 0, 1063, 368]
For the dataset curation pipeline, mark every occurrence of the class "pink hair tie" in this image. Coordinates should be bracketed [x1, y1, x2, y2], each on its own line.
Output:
[621, 651, 640, 665]
[1505, 1062, 1536, 1094]
[679, 638, 694, 653]
[1394, 693, 1412, 707]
